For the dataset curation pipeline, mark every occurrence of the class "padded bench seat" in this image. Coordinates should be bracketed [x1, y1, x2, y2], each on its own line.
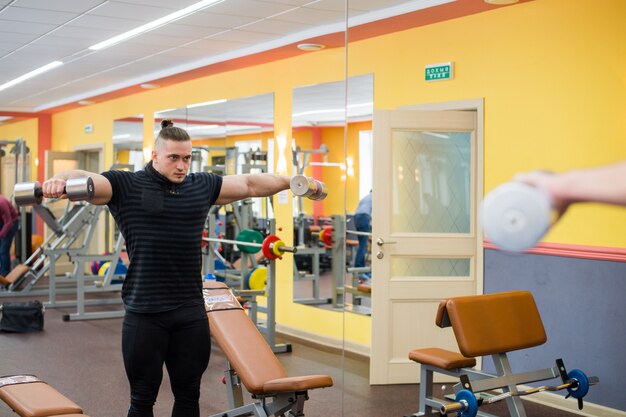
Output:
[356, 283, 371, 293]
[0, 376, 87, 417]
[0, 264, 29, 287]
[408, 347, 476, 370]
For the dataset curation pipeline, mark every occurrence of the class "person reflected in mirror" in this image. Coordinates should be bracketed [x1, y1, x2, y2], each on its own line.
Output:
[354, 190, 372, 283]
[0, 194, 19, 276]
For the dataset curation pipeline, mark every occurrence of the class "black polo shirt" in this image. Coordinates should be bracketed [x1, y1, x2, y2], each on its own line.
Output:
[102, 162, 222, 313]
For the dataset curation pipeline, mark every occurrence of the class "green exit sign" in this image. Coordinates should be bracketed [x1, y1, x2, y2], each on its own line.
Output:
[425, 62, 454, 81]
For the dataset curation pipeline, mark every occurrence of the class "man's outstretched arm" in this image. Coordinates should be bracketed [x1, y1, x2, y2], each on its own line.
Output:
[42, 170, 113, 205]
[216, 174, 290, 205]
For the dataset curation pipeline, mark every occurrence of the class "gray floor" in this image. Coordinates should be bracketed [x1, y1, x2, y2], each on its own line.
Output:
[0, 293, 582, 417]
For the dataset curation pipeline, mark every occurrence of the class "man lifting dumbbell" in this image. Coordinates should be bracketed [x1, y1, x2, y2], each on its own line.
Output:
[39, 119, 325, 417]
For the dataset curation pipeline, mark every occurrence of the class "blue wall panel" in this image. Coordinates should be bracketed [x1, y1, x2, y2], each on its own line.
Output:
[484, 249, 626, 411]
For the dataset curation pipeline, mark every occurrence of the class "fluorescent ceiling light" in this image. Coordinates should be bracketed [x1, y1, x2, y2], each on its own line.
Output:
[89, 0, 224, 51]
[187, 125, 219, 130]
[113, 134, 131, 139]
[293, 108, 345, 118]
[0, 61, 63, 93]
[155, 108, 178, 114]
[226, 125, 261, 132]
[347, 102, 373, 108]
[187, 99, 227, 109]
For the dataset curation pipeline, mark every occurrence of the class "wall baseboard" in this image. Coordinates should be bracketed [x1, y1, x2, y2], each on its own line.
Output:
[276, 323, 371, 359]
[517, 385, 626, 417]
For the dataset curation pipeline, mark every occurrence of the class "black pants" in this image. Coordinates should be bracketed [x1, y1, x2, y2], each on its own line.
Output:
[122, 303, 211, 417]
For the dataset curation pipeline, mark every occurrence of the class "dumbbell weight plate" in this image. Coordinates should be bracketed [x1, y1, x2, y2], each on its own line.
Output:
[481, 182, 552, 252]
[310, 180, 328, 201]
[290, 175, 316, 197]
[14, 181, 42, 205]
[66, 177, 95, 201]
[455, 389, 479, 417]
[566, 369, 590, 399]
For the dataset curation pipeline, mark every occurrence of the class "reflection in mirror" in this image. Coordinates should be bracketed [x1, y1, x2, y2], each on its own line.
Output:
[112, 115, 144, 172]
[291, 74, 373, 313]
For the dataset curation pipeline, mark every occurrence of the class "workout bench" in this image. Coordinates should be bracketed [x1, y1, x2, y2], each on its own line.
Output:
[203, 281, 333, 417]
[0, 375, 89, 417]
[408, 291, 597, 417]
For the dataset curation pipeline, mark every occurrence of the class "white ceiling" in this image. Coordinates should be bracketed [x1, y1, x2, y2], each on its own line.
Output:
[0, 0, 453, 112]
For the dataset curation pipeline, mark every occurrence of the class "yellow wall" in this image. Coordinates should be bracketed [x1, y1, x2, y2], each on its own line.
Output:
[0, 118, 39, 191]
[346, 121, 372, 213]
[347, 0, 626, 248]
[46, 0, 626, 348]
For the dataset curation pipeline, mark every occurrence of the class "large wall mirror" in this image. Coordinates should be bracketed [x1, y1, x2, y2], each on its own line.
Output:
[153, 94, 274, 280]
[291, 74, 373, 311]
[112, 114, 144, 172]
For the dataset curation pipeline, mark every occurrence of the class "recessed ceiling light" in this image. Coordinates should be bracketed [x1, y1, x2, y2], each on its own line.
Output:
[78, 100, 94, 105]
[140, 83, 160, 89]
[484, 0, 519, 4]
[297, 43, 326, 52]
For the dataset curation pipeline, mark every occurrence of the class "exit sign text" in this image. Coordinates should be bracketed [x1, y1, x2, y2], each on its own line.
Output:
[425, 62, 454, 81]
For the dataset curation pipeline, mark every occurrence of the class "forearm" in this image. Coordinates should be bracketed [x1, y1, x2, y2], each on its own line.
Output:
[44, 170, 112, 205]
[553, 162, 626, 207]
[50, 169, 96, 181]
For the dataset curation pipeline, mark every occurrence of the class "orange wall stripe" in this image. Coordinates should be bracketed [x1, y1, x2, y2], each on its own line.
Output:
[484, 241, 626, 262]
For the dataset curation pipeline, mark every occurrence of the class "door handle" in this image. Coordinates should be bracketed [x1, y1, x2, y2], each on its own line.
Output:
[376, 238, 397, 247]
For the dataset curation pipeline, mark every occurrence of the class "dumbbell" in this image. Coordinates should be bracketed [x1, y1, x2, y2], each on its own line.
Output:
[14, 177, 95, 206]
[290, 175, 327, 200]
[481, 182, 553, 252]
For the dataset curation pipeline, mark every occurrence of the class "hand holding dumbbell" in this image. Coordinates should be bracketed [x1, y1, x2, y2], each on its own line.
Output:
[14, 177, 95, 206]
[290, 175, 327, 200]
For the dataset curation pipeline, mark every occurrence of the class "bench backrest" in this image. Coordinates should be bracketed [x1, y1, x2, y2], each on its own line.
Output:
[203, 281, 288, 395]
[436, 291, 547, 357]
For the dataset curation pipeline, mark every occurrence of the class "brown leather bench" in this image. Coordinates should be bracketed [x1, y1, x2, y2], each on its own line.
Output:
[0, 375, 89, 417]
[203, 281, 333, 417]
[407, 291, 562, 417]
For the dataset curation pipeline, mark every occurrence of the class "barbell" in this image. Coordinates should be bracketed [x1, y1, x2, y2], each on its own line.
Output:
[203, 229, 297, 260]
[440, 368, 598, 417]
[14, 177, 95, 206]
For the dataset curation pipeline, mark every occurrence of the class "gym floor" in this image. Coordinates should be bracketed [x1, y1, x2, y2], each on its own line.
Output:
[0, 296, 583, 417]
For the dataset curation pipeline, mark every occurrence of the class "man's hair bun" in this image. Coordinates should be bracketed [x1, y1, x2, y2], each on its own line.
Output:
[161, 119, 174, 129]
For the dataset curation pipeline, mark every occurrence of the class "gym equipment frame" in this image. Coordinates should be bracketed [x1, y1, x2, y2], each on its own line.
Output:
[408, 291, 598, 417]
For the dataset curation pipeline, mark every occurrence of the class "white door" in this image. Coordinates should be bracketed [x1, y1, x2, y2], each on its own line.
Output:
[370, 109, 482, 384]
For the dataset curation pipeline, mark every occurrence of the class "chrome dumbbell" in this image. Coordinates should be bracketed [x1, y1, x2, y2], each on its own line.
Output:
[290, 175, 328, 200]
[14, 177, 95, 206]
[481, 182, 553, 252]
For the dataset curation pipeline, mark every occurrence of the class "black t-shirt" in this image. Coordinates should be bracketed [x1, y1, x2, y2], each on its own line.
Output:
[102, 162, 222, 313]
